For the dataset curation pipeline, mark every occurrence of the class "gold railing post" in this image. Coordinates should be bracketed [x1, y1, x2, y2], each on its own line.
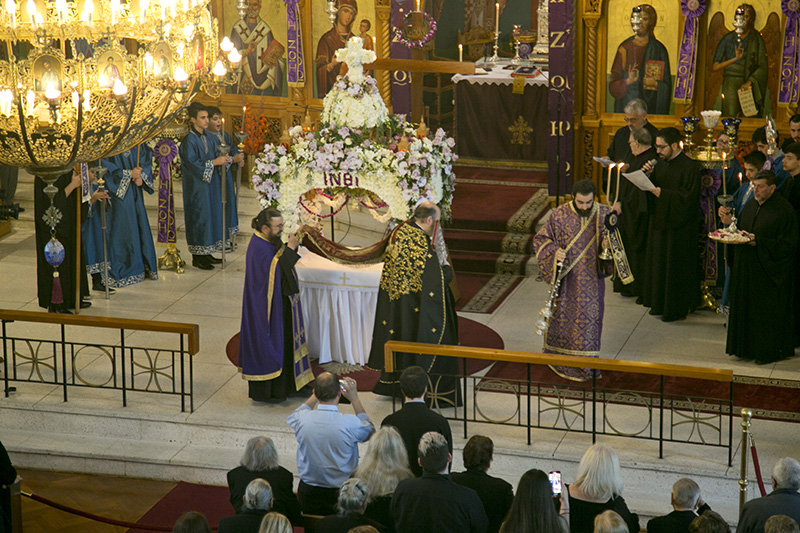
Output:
[10, 476, 22, 533]
[739, 408, 753, 514]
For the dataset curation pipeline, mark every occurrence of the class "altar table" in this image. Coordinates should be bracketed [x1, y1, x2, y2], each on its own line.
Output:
[295, 248, 383, 366]
[453, 66, 549, 163]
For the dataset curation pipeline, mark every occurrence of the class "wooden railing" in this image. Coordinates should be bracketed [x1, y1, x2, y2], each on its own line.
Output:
[384, 341, 735, 465]
[0, 310, 199, 412]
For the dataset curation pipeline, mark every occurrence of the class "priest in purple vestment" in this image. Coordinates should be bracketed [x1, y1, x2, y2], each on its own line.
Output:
[532, 180, 614, 381]
[239, 208, 313, 402]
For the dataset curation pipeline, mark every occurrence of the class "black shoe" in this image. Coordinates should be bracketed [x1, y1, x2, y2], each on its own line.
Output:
[207, 256, 222, 264]
[80, 300, 92, 309]
[192, 257, 214, 270]
[661, 314, 686, 323]
[92, 283, 116, 294]
[48, 306, 73, 314]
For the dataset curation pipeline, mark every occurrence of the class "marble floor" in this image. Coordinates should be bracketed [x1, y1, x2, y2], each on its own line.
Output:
[2, 176, 800, 528]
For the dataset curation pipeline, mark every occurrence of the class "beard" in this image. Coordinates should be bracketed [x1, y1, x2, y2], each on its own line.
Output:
[573, 201, 593, 218]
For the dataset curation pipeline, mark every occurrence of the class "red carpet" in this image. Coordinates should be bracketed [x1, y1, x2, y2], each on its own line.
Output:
[128, 481, 231, 532]
[128, 481, 305, 532]
[481, 361, 800, 423]
[444, 165, 549, 312]
[226, 316, 504, 391]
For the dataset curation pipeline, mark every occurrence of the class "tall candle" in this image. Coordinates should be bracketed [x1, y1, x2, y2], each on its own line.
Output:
[415, 0, 420, 11]
[722, 152, 727, 196]
[738, 172, 742, 186]
[606, 163, 615, 201]
[616, 162, 622, 204]
[458, 43, 463, 62]
[495, 2, 499, 34]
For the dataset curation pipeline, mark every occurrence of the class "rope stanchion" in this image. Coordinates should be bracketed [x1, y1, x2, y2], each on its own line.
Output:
[22, 491, 219, 531]
[750, 433, 767, 497]
[739, 408, 752, 515]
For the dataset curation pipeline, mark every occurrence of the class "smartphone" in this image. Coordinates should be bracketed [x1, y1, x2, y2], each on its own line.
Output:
[339, 379, 347, 392]
[549, 471, 562, 495]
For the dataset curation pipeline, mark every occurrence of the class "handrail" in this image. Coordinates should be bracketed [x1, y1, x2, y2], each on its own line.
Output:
[0, 309, 199, 355]
[383, 340, 734, 382]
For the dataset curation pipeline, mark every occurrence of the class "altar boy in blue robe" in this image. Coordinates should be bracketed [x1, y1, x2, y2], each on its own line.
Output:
[79, 164, 114, 293]
[206, 106, 243, 251]
[179, 102, 231, 270]
[101, 144, 159, 287]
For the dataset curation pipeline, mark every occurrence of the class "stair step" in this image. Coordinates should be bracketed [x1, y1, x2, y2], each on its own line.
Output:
[450, 249, 530, 276]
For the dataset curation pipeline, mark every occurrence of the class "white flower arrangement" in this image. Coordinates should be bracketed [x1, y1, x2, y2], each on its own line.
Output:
[320, 74, 389, 130]
[251, 116, 458, 235]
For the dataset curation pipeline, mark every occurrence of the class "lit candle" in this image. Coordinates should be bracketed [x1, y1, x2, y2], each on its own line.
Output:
[458, 43, 463, 62]
[6, 0, 17, 30]
[83, 0, 93, 26]
[25, 0, 34, 26]
[495, 2, 499, 34]
[72, 90, 79, 111]
[606, 163, 615, 201]
[111, 0, 119, 25]
[721, 152, 727, 196]
[738, 172, 742, 186]
[415, 0, 420, 11]
[55, 0, 66, 24]
[242, 105, 246, 133]
[616, 162, 622, 204]
[82, 89, 91, 112]
[25, 89, 35, 116]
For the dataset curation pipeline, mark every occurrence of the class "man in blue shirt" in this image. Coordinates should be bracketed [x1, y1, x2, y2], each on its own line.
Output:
[287, 372, 374, 516]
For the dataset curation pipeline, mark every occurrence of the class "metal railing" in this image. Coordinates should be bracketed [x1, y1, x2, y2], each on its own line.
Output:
[1, 310, 199, 412]
[384, 341, 735, 465]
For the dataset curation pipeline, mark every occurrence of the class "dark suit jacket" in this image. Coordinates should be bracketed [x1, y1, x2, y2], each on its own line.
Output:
[0, 441, 16, 533]
[382, 402, 453, 477]
[451, 469, 513, 533]
[226, 465, 301, 523]
[646, 503, 710, 533]
[607, 121, 660, 162]
[391, 472, 488, 533]
[738, 489, 800, 533]
[217, 508, 268, 533]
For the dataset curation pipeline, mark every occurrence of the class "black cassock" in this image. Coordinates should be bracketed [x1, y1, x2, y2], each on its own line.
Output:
[641, 151, 702, 319]
[34, 172, 89, 311]
[367, 221, 459, 404]
[727, 194, 797, 363]
[612, 146, 656, 298]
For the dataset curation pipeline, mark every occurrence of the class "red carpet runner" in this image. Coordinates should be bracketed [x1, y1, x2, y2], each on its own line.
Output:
[481, 361, 800, 424]
[446, 165, 549, 313]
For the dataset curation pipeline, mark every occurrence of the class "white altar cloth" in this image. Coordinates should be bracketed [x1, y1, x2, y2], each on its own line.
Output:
[295, 247, 383, 366]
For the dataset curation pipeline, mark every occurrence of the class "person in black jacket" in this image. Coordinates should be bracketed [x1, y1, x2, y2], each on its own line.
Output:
[381, 366, 452, 477]
[218, 478, 273, 533]
[0, 440, 17, 533]
[452, 436, 513, 533]
[391, 431, 488, 533]
[647, 478, 711, 533]
[226, 436, 300, 524]
[738, 458, 800, 533]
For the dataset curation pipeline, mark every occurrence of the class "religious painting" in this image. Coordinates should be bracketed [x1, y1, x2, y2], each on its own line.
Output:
[191, 34, 205, 72]
[311, 0, 376, 99]
[33, 54, 62, 93]
[96, 51, 124, 89]
[605, 1, 676, 115]
[153, 42, 173, 81]
[703, 0, 781, 118]
[218, 0, 289, 97]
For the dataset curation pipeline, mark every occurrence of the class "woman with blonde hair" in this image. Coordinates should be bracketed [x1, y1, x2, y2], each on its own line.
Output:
[566, 443, 639, 533]
[258, 512, 293, 533]
[352, 426, 413, 530]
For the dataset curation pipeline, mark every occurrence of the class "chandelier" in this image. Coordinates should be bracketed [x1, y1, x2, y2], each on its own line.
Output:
[0, 0, 239, 181]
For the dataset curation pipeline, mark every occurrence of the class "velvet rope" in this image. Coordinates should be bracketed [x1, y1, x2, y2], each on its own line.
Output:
[24, 491, 218, 531]
[749, 434, 768, 497]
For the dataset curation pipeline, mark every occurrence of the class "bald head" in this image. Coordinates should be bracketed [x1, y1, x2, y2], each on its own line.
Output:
[414, 201, 440, 236]
[314, 371, 341, 403]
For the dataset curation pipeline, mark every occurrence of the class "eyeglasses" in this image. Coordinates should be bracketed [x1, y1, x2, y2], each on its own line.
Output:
[655, 144, 669, 151]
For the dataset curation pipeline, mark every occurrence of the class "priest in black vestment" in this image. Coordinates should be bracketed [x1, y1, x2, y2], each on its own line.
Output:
[34, 169, 90, 313]
[641, 127, 702, 321]
[606, 99, 660, 165]
[367, 202, 459, 405]
[611, 127, 656, 299]
[720, 170, 797, 363]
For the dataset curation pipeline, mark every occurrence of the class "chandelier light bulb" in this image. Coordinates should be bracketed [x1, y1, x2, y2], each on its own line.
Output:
[83, 0, 92, 23]
[212, 60, 226, 77]
[25, 89, 34, 116]
[144, 52, 153, 70]
[6, 0, 16, 29]
[228, 47, 241, 64]
[112, 78, 127, 96]
[183, 24, 194, 40]
[44, 83, 61, 100]
[110, 0, 120, 25]
[82, 89, 91, 112]
[173, 66, 188, 82]
[140, 0, 148, 23]
[220, 36, 233, 52]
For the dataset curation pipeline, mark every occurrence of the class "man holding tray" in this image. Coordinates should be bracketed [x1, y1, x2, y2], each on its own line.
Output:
[720, 170, 797, 364]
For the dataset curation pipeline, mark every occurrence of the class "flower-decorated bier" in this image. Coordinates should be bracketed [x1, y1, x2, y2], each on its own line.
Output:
[709, 227, 754, 244]
[250, 36, 457, 236]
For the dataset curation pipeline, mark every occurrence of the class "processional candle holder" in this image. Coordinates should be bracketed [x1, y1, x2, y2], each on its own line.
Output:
[681, 116, 700, 151]
[721, 117, 741, 154]
[701, 110, 722, 156]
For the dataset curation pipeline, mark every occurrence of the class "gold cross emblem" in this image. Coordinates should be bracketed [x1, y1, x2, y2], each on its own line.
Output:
[429, 292, 434, 297]
[509, 116, 533, 145]
[389, 329, 394, 335]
